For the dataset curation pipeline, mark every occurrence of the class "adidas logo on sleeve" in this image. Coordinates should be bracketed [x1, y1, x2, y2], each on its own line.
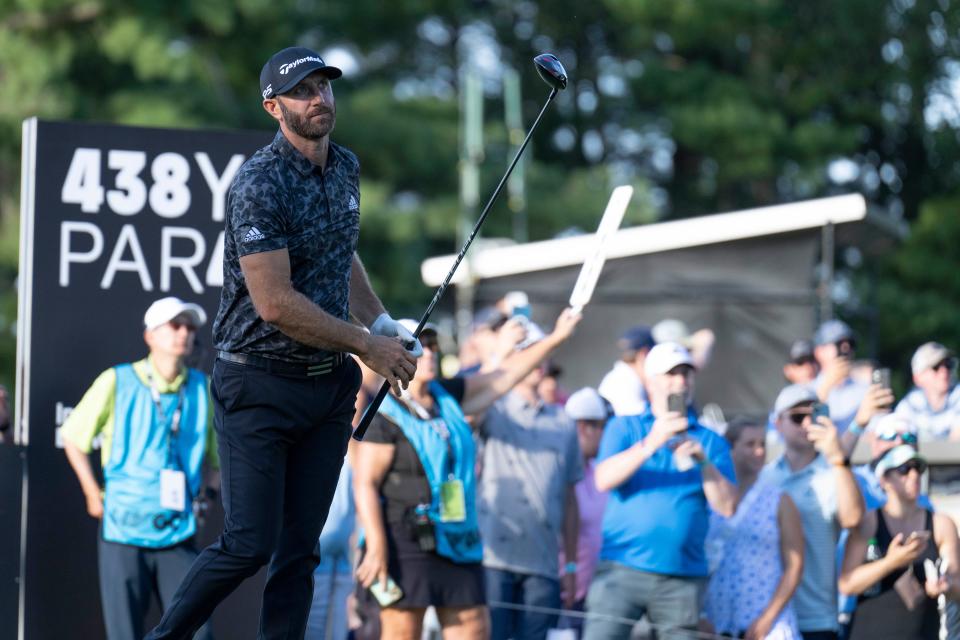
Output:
[243, 226, 266, 243]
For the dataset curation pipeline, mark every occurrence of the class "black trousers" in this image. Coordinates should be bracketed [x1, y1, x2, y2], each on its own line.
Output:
[145, 357, 360, 640]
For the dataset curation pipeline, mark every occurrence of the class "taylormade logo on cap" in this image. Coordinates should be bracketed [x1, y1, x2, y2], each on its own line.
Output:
[259, 46, 343, 100]
[279, 56, 323, 75]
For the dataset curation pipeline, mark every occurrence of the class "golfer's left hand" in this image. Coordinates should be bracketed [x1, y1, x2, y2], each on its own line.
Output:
[371, 313, 423, 357]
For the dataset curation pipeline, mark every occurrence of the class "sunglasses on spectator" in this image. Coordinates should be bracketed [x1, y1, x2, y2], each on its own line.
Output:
[791, 356, 816, 366]
[787, 410, 812, 426]
[876, 430, 918, 445]
[933, 358, 958, 373]
[892, 459, 927, 476]
[169, 320, 197, 332]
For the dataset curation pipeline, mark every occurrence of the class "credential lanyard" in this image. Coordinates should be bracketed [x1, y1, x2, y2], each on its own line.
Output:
[145, 367, 187, 471]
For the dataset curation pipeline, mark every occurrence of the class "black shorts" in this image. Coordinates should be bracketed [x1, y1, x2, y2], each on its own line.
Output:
[371, 517, 486, 609]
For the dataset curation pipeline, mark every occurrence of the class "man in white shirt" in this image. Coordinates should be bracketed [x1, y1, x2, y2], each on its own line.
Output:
[598, 326, 655, 417]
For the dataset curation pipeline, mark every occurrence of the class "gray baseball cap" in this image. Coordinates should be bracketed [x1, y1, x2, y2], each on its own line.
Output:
[773, 384, 818, 417]
[814, 319, 855, 346]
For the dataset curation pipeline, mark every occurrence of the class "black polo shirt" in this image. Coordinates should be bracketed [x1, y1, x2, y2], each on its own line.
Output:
[213, 130, 361, 362]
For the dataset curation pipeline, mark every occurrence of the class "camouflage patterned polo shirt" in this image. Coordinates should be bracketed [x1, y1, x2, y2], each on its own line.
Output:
[213, 129, 361, 362]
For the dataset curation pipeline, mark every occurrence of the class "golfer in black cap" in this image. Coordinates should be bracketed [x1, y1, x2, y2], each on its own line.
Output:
[146, 46, 420, 640]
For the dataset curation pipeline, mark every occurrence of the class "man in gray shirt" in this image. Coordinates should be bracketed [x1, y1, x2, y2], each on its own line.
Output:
[478, 360, 583, 640]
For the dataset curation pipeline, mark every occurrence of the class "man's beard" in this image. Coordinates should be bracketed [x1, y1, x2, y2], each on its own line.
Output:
[278, 101, 335, 140]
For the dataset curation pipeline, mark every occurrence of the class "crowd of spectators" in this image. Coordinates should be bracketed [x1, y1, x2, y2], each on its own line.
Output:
[310, 301, 960, 640]
[58, 293, 960, 640]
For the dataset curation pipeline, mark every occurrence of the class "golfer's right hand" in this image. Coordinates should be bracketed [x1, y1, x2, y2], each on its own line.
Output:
[361, 334, 418, 395]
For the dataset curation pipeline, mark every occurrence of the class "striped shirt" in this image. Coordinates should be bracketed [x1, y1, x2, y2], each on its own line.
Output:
[760, 454, 840, 632]
[894, 385, 960, 440]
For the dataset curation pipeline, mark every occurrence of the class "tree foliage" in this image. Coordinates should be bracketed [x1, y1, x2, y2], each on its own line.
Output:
[1, 0, 960, 383]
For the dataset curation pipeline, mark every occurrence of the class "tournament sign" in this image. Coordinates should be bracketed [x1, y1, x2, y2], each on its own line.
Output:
[13, 119, 270, 638]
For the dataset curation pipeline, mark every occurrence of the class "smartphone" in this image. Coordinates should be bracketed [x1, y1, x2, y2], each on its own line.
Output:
[369, 576, 404, 607]
[872, 367, 891, 389]
[908, 530, 932, 544]
[811, 402, 829, 424]
[667, 393, 685, 415]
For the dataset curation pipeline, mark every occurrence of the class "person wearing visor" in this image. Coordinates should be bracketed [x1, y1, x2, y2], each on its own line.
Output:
[852, 414, 931, 511]
[584, 342, 737, 640]
[62, 297, 217, 640]
[840, 446, 960, 640]
[147, 46, 418, 640]
[896, 342, 960, 440]
[761, 384, 864, 640]
[354, 310, 581, 640]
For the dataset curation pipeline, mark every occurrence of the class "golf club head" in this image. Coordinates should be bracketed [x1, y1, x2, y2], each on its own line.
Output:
[534, 53, 567, 91]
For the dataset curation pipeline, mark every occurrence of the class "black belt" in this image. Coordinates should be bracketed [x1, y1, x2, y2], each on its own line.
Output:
[217, 350, 344, 376]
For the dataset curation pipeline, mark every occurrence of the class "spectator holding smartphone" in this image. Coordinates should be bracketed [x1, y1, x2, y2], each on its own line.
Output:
[761, 384, 864, 640]
[839, 446, 960, 640]
[812, 320, 869, 433]
[583, 342, 736, 640]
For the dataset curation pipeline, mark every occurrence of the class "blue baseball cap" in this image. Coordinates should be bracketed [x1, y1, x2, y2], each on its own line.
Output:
[618, 325, 655, 352]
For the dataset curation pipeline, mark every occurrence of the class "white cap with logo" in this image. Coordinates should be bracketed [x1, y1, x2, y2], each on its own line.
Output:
[644, 342, 695, 379]
[143, 297, 207, 331]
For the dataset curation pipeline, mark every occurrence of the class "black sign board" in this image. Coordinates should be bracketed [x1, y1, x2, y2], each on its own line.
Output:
[13, 119, 273, 638]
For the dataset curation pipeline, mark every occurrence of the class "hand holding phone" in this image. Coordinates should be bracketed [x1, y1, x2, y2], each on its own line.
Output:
[667, 392, 685, 416]
[872, 367, 892, 389]
[811, 402, 830, 424]
[369, 576, 404, 607]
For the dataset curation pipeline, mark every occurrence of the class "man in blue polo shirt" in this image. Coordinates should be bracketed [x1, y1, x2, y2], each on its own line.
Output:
[583, 342, 736, 640]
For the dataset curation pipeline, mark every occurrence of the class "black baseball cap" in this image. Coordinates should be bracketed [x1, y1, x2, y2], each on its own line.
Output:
[259, 46, 342, 100]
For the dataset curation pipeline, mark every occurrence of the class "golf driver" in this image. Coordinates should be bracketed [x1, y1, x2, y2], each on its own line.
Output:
[354, 53, 568, 440]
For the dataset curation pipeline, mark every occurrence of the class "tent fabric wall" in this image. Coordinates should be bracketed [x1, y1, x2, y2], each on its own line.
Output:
[472, 230, 821, 417]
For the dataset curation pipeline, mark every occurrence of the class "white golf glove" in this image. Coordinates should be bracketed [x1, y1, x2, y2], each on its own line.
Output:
[370, 313, 424, 357]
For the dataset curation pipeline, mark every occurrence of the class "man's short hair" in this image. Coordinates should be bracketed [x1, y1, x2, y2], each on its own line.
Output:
[724, 416, 764, 447]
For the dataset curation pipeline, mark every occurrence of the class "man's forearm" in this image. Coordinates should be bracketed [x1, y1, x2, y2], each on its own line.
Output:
[701, 464, 737, 517]
[595, 438, 661, 492]
[349, 253, 387, 328]
[64, 441, 101, 498]
[834, 465, 865, 529]
[267, 286, 372, 356]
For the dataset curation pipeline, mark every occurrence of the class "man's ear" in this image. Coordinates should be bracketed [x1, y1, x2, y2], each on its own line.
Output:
[262, 99, 282, 123]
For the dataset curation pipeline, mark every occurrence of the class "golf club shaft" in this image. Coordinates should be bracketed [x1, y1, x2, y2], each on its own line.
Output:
[353, 87, 559, 440]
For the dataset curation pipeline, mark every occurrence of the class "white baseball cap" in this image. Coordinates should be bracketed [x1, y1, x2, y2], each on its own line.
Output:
[565, 388, 608, 421]
[143, 297, 207, 331]
[773, 384, 819, 417]
[874, 444, 926, 477]
[911, 342, 953, 375]
[644, 342, 695, 378]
